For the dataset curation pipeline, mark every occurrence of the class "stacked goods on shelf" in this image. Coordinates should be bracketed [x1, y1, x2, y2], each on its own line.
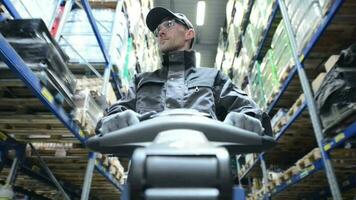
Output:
[8, 0, 59, 27]
[75, 77, 117, 106]
[121, 0, 160, 93]
[221, 0, 242, 75]
[229, 0, 275, 88]
[232, 0, 252, 33]
[232, 47, 249, 87]
[248, 20, 294, 109]
[214, 28, 228, 69]
[217, 0, 254, 85]
[122, 0, 140, 83]
[318, 0, 334, 15]
[72, 77, 119, 136]
[260, 49, 280, 104]
[249, 61, 265, 109]
[59, 8, 116, 63]
[136, 0, 160, 73]
[237, 153, 258, 178]
[229, 0, 254, 83]
[270, 108, 288, 135]
[109, 9, 130, 82]
[97, 153, 125, 183]
[271, 20, 294, 82]
[265, 148, 321, 192]
[25, 143, 126, 184]
[225, 0, 236, 30]
[243, 0, 275, 65]
[315, 44, 356, 132]
[224, 0, 252, 76]
[72, 89, 103, 136]
[284, 0, 324, 54]
[30, 143, 75, 157]
[221, 26, 237, 75]
[0, 19, 77, 108]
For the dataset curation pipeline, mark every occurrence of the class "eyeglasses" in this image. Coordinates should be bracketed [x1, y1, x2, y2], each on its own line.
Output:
[153, 19, 188, 37]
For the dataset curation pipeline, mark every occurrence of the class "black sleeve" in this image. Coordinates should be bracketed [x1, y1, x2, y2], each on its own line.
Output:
[95, 76, 137, 134]
[105, 78, 137, 116]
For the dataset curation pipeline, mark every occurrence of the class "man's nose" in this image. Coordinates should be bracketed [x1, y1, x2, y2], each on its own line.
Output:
[158, 29, 166, 37]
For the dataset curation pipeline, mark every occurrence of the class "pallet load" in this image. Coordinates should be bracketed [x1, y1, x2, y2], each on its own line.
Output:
[0, 19, 77, 108]
[271, 20, 295, 83]
[72, 76, 120, 136]
[284, 0, 325, 54]
[315, 44, 356, 133]
[249, 61, 266, 109]
[242, 0, 275, 67]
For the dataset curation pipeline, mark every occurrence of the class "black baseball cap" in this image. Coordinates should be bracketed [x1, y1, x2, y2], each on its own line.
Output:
[146, 7, 195, 47]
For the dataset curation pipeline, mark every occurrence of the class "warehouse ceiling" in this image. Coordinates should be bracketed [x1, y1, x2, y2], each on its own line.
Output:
[153, 0, 228, 67]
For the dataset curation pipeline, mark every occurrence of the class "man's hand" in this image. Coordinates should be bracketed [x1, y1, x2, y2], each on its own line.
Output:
[223, 112, 264, 135]
[97, 110, 141, 134]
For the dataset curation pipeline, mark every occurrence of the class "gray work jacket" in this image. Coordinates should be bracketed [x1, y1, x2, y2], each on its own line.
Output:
[105, 51, 271, 134]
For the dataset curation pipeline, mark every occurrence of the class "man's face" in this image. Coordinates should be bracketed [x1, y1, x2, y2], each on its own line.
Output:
[155, 19, 190, 53]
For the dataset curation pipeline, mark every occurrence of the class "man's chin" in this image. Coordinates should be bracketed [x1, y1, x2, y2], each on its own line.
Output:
[159, 46, 170, 53]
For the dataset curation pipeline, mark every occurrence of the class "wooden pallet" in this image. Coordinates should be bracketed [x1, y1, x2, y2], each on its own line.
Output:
[278, 62, 294, 84]
[72, 109, 97, 136]
[286, 94, 305, 119]
[267, 88, 280, 105]
[97, 153, 125, 182]
[272, 116, 288, 134]
[281, 166, 300, 182]
[296, 148, 321, 170]
[311, 72, 326, 93]
[1, 147, 124, 199]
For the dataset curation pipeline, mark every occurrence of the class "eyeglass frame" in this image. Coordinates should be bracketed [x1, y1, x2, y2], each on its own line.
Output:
[153, 18, 190, 37]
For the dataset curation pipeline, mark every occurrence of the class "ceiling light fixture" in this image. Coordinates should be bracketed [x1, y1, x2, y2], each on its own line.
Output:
[196, 52, 201, 67]
[196, 1, 206, 26]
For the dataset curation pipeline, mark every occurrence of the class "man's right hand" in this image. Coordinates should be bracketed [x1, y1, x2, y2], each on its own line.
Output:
[97, 110, 141, 134]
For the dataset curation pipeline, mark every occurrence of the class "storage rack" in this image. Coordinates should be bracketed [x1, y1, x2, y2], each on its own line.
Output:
[218, 0, 356, 199]
[0, 0, 155, 199]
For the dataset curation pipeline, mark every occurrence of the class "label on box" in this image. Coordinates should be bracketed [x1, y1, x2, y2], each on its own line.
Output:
[324, 143, 331, 151]
[335, 132, 345, 143]
[79, 130, 85, 137]
[299, 170, 309, 179]
[41, 87, 54, 103]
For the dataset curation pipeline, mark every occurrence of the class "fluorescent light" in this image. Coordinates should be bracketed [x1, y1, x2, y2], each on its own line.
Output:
[196, 1, 206, 26]
[196, 52, 201, 67]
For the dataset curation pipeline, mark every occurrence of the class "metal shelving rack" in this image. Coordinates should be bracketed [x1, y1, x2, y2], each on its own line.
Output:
[233, 0, 356, 199]
[0, 0, 125, 199]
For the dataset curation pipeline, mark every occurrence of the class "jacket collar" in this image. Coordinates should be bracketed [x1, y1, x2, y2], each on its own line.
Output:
[162, 50, 196, 69]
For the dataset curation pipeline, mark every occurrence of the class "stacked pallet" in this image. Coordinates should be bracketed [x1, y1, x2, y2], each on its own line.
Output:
[265, 148, 321, 192]
[72, 77, 118, 136]
[97, 153, 125, 183]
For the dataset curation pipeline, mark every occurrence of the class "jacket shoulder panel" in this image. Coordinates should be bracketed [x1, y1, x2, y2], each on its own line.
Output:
[136, 69, 165, 89]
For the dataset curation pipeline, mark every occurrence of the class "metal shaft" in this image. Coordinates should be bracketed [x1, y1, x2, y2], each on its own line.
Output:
[29, 144, 71, 200]
[5, 158, 19, 185]
[278, 0, 342, 199]
[81, 152, 96, 200]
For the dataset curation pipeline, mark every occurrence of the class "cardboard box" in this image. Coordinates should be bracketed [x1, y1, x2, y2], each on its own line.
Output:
[312, 72, 326, 93]
[324, 55, 339, 72]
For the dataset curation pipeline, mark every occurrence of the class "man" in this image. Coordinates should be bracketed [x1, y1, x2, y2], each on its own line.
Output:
[96, 7, 272, 136]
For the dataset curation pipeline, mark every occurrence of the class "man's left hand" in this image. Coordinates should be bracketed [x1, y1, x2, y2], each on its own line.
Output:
[223, 112, 264, 135]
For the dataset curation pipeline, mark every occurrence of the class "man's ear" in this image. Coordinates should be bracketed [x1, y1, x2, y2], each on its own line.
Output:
[185, 29, 195, 41]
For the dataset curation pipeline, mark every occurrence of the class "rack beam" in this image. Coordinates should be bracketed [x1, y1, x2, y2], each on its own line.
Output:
[270, 159, 324, 196]
[324, 122, 356, 152]
[0, 0, 21, 19]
